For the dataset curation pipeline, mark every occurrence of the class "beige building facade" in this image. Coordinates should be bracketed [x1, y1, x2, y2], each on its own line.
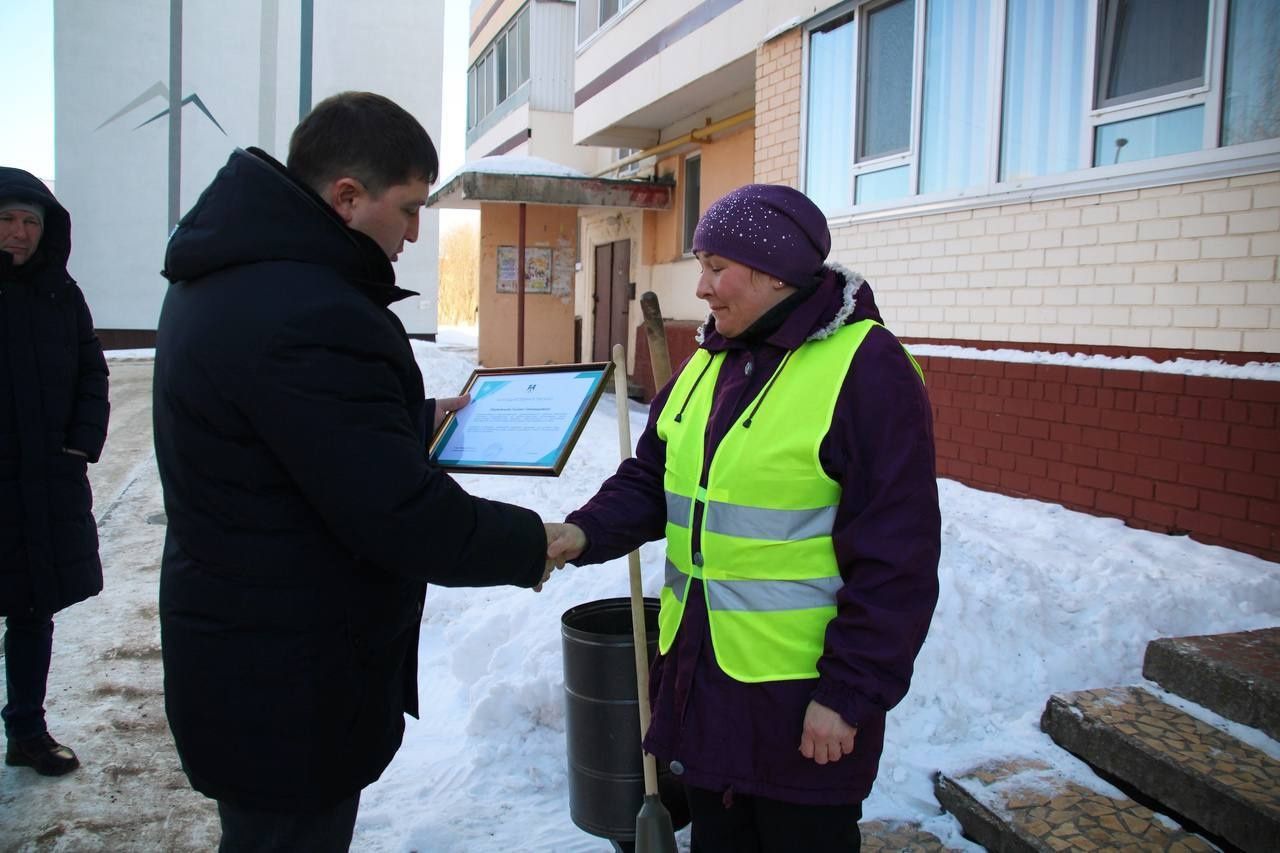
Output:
[570, 0, 1278, 363]
[463, 0, 1279, 560]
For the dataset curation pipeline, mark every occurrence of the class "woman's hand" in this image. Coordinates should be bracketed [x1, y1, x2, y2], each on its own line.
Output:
[544, 522, 587, 567]
[798, 700, 857, 765]
[533, 523, 587, 592]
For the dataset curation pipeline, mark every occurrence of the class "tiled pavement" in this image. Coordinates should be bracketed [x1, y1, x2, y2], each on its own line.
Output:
[935, 757, 1217, 852]
[1042, 685, 1280, 852]
[913, 628, 1278, 850]
[1144, 627, 1280, 740]
[860, 820, 952, 851]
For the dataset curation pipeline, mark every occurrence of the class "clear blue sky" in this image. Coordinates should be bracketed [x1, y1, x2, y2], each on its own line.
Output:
[0, 0, 469, 182]
[1, 1, 55, 177]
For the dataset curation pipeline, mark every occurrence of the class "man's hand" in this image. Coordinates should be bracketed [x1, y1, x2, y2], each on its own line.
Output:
[432, 393, 471, 432]
[533, 560, 558, 593]
[545, 522, 587, 568]
[798, 700, 857, 765]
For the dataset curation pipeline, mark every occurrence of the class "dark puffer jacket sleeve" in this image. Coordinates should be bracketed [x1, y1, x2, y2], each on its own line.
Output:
[812, 326, 940, 726]
[237, 301, 546, 589]
[65, 286, 109, 462]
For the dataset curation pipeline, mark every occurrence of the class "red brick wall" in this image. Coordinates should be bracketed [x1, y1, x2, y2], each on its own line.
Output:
[628, 328, 1280, 563]
[919, 354, 1280, 563]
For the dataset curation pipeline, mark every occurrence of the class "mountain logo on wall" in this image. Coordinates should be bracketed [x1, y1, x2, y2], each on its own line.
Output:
[96, 82, 226, 134]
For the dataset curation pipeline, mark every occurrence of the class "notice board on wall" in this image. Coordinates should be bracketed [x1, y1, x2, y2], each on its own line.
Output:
[497, 245, 572, 295]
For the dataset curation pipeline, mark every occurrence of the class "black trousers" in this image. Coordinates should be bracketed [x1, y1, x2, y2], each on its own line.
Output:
[216, 793, 360, 853]
[686, 785, 862, 853]
[2, 613, 55, 740]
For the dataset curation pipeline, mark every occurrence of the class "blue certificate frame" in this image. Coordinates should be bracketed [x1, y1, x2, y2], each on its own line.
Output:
[428, 361, 614, 476]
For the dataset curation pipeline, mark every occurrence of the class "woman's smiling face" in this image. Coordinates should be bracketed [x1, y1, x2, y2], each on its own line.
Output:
[694, 252, 794, 338]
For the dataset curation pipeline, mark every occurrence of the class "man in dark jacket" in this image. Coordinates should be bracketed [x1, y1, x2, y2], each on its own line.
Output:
[1, 168, 110, 777]
[154, 92, 549, 851]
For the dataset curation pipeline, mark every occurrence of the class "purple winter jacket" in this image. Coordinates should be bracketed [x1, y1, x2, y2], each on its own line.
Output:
[566, 266, 940, 805]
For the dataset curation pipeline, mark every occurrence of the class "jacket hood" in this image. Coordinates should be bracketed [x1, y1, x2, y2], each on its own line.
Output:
[0, 167, 72, 278]
[162, 148, 413, 305]
[697, 262, 885, 351]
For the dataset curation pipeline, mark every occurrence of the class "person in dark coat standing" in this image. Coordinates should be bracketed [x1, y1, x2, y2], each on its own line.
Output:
[154, 92, 551, 852]
[547, 184, 940, 852]
[0, 167, 110, 777]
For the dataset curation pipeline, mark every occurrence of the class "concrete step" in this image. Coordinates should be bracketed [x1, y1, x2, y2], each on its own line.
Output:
[1143, 627, 1280, 742]
[860, 820, 953, 851]
[934, 757, 1215, 852]
[1042, 685, 1280, 853]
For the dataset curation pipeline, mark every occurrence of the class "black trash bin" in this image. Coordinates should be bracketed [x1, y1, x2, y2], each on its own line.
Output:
[561, 597, 687, 849]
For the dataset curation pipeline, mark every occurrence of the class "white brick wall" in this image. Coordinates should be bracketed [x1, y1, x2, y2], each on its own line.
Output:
[830, 171, 1280, 351]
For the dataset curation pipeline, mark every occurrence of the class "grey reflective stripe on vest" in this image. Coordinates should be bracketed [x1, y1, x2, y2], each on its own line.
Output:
[664, 559, 686, 603]
[705, 501, 836, 541]
[665, 562, 840, 611]
[705, 575, 843, 612]
[666, 492, 693, 529]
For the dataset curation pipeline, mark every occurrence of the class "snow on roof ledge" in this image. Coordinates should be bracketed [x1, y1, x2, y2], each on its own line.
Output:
[426, 158, 673, 211]
[440, 155, 588, 184]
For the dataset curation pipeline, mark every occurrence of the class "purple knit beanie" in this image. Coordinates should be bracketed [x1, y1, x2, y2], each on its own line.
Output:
[692, 183, 831, 289]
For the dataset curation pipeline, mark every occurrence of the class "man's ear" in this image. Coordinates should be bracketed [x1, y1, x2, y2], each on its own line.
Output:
[327, 177, 364, 224]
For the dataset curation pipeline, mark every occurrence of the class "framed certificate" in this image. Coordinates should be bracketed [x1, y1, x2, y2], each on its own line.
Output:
[429, 361, 614, 476]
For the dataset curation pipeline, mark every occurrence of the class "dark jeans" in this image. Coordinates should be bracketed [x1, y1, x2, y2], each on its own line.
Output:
[686, 785, 862, 853]
[217, 793, 360, 853]
[2, 613, 55, 741]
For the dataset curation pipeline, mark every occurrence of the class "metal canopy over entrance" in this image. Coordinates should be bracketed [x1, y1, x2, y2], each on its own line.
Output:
[426, 164, 672, 366]
[426, 169, 673, 212]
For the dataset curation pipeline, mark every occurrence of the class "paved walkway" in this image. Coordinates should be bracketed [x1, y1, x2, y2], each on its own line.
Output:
[0, 360, 220, 852]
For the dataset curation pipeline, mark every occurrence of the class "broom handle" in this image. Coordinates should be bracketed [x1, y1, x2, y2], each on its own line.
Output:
[613, 345, 661, 798]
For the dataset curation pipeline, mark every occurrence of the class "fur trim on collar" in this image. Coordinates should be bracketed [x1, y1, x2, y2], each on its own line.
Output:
[695, 262, 865, 345]
[806, 262, 863, 342]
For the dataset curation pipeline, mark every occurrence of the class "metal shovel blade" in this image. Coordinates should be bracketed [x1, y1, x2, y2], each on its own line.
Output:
[634, 793, 677, 853]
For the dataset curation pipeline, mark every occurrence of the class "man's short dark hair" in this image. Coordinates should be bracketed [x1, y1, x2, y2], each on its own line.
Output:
[287, 91, 439, 197]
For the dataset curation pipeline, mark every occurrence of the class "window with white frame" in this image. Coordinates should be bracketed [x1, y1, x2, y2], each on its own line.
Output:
[1000, 0, 1087, 182]
[805, 0, 1280, 213]
[1221, 0, 1280, 145]
[615, 148, 642, 177]
[466, 5, 530, 131]
[578, 0, 638, 45]
[682, 156, 702, 255]
[1092, 0, 1210, 166]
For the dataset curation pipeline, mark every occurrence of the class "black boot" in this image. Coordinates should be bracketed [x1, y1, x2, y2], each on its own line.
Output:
[5, 732, 80, 776]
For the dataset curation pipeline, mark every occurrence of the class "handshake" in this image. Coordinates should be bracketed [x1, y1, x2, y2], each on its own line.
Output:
[535, 522, 586, 592]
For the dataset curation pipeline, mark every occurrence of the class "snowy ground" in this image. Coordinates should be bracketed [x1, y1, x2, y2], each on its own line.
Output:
[2, 327, 1277, 852]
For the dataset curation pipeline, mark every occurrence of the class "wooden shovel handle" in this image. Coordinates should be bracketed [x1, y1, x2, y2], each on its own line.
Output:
[613, 344, 661, 798]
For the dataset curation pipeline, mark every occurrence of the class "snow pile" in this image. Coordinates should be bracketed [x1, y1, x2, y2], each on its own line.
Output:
[346, 332, 1280, 851]
[8, 329, 1272, 852]
[909, 343, 1280, 381]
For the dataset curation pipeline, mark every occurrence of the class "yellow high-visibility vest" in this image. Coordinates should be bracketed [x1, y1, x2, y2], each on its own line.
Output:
[656, 319, 921, 681]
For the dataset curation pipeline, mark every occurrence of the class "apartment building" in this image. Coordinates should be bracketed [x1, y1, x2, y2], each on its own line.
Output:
[465, 0, 1279, 560]
[455, 0, 674, 368]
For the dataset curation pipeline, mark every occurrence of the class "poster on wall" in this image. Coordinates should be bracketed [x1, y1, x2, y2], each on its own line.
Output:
[496, 246, 518, 293]
[497, 246, 552, 293]
[552, 247, 574, 296]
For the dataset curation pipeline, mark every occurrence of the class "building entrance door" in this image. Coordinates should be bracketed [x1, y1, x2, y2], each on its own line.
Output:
[592, 239, 631, 363]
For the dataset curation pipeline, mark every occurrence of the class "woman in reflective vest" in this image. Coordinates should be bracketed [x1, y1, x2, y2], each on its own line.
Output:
[548, 184, 940, 853]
